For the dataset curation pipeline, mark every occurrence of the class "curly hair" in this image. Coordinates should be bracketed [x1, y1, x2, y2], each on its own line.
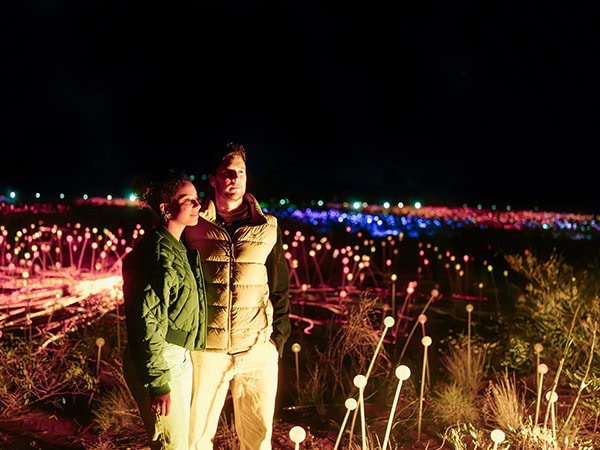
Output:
[137, 169, 192, 216]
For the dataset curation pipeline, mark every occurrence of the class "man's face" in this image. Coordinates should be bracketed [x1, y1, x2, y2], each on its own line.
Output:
[211, 154, 247, 202]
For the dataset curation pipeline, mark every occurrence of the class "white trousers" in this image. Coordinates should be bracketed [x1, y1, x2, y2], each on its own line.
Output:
[123, 343, 193, 450]
[189, 340, 280, 450]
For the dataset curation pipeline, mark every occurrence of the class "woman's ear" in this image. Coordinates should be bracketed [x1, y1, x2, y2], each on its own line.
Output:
[159, 202, 171, 221]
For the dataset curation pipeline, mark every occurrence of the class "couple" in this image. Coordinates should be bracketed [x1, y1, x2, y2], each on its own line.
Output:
[121, 143, 292, 450]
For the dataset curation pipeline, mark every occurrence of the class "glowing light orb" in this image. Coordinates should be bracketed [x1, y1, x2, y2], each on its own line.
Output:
[490, 429, 505, 443]
[344, 398, 358, 410]
[545, 391, 558, 403]
[291, 343, 301, 353]
[95, 337, 105, 347]
[353, 374, 367, 388]
[465, 304, 474, 313]
[534, 343, 544, 354]
[538, 363, 548, 375]
[395, 365, 411, 380]
[418, 314, 427, 324]
[430, 288, 439, 297]
[421, 336, 432, 347]
[289, 426, 306, 443]
[383, 316, 395, 327]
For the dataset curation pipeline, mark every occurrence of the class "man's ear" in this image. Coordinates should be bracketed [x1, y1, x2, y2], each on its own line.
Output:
[209, 175, 216, 188]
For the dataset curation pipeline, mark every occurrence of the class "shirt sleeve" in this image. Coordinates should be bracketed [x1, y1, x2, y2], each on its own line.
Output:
[266, 224, 292, 357]
[123, 245, 173, 397]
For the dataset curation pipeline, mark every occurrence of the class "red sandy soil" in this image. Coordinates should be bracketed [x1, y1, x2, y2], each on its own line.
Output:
[0, 411, 444, 449]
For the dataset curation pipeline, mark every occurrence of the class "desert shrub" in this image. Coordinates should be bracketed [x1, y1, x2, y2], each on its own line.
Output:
[482, 370, 527, 434]
[441, 422, 509, 450]
[431, 333, 491, 429]
[438, 332, 494, 394]
[296, 347, 327, 409]
[302, 291, 393, 405]
[89, 361, 146, 448]
[327, 292, 391, 399]
[503, 249, 600, 438]
[433, 381, 481, 427]
[0, 334, 96, 417]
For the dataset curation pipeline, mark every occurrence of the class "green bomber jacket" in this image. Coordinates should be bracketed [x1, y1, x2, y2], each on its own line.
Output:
[122, 225, 207, 397]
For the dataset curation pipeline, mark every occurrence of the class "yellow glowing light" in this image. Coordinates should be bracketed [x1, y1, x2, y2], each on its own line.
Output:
[344, 398, 357, 410]
[545, 391, 558, 403]
[490, 429, 505, 444]
[353, 374, 367, 388]
[289, 426, 306, 443]
[395, 365, 411, 380]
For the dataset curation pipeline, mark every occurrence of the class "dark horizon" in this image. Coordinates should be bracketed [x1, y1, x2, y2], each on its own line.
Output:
[2, 2, 598, 214]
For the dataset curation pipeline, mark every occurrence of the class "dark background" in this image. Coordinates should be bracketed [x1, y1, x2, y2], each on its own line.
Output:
[2, 1, 598, 212]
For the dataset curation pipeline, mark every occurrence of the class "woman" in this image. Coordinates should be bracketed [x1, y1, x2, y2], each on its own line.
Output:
[121, 170, 206, 450]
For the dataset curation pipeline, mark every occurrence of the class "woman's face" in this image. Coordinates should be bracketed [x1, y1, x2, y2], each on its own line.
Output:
[168, 180, 201, 226]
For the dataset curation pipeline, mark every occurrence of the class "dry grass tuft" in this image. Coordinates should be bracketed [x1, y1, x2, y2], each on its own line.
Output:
[482, 369, 526, 433]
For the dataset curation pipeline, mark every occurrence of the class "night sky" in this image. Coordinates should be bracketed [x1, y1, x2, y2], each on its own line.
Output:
[2, 2, 598, 212]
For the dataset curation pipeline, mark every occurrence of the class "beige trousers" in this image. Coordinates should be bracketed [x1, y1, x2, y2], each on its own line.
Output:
[189, 340, 280, 450]
[123, 343, 193, 450]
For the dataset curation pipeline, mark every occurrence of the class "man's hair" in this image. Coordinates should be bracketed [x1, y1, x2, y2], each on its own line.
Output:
[209, 142, 246, 174]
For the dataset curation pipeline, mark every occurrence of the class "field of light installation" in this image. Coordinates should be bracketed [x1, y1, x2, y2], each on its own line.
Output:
[1, 198, 600, 449]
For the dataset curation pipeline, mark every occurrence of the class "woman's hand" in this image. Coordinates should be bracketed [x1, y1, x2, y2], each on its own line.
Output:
[151, 392, 171, 416]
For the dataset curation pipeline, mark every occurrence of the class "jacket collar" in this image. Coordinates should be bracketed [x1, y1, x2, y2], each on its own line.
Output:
[156, 225, 186, 250]
[200, 193, 267, 226]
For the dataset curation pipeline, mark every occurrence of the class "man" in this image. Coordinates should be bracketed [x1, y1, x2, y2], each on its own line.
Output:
[184, 143, 291, 450]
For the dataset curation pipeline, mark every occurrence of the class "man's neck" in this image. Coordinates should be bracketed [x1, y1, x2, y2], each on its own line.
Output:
[216, 198, 244, 215]
[216, 200, 249, 226]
